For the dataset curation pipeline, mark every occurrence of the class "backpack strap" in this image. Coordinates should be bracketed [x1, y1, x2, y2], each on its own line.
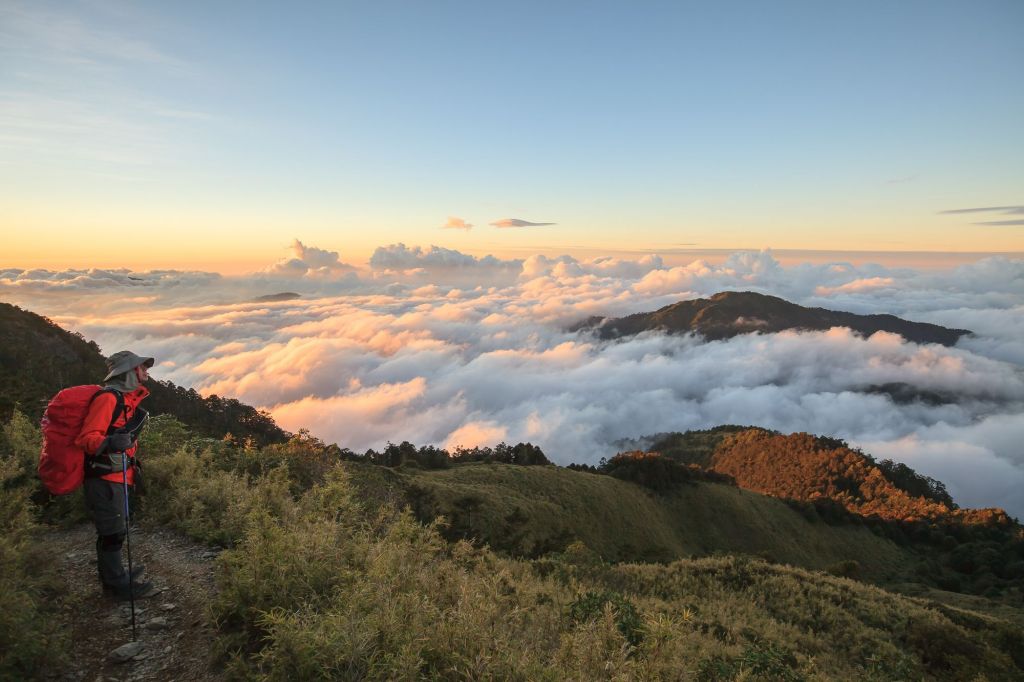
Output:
[88, 388, 127, 436]
[84, 389, 131, 478]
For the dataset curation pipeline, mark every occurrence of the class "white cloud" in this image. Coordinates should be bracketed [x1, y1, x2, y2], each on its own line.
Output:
[5, 246, 1023, 518]
[264, 239, 357, 279]
[815, 277, 896, 296]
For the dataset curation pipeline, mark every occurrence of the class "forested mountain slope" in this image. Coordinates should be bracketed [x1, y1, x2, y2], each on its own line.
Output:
[0, 302, 287, 445]
[573, 290, 971, 345]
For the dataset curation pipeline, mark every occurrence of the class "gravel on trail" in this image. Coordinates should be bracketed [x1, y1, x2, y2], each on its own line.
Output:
[44, 523, 223, 681]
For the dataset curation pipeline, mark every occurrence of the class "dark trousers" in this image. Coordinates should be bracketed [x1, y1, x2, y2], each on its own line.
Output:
[83, 477, 129, 539]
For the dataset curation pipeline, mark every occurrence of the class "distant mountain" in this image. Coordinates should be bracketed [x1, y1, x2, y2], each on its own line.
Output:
[0, 302, 288, 445]
[572, 291, 971, 345]
[252, 292, 301, 302]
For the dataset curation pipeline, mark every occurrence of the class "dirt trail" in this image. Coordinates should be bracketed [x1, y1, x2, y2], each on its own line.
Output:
[44, 523, 223, 681]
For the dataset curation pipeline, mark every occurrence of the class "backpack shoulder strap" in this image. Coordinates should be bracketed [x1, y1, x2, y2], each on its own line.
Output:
[89, 388, 126, 436]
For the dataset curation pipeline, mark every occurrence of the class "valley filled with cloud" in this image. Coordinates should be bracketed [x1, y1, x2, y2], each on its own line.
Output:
[3, 242, 1022, 517]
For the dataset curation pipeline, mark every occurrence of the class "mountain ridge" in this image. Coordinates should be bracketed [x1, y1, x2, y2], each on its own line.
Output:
[0, 301, 288, 445]
[572, 290, 972, 345]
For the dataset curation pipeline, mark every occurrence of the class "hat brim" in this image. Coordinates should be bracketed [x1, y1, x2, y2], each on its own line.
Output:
[103, 355, 155, 382]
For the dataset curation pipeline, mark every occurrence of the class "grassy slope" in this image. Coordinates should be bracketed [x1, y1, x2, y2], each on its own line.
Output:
[5, 411, 1021, 679]
[348, 461, 910, 580]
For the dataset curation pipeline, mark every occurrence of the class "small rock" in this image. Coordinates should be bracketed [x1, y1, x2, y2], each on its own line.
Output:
[163, 646, 172, 654]
[199, 550, 220, 559]
[108, 641, 144, 663]
[160, 602, 177, 611]
[144, 616, 170, 630]
[120, 605, 145, 619]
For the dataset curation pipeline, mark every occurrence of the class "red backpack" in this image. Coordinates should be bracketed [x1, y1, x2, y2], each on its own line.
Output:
[38, 385, 124, 495]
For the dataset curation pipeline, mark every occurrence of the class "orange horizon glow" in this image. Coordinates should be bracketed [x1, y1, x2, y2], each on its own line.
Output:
[3, 244, 1023, 276]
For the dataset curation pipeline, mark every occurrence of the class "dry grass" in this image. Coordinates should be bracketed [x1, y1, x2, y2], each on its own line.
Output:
[4, 412, 1022, 680]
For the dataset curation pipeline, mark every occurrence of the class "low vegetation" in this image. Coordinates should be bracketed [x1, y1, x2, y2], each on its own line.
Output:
[4, 409, 1022, 680]
[0, 412, 67, 677]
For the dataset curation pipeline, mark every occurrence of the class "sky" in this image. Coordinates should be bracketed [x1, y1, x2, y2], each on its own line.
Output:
[2, 3, 1023, 517]
[2, 0, 1023, 270]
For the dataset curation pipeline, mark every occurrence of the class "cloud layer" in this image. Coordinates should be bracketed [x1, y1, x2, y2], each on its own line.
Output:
[3, 244, 1022, 518]
[490, 218, 557, 228]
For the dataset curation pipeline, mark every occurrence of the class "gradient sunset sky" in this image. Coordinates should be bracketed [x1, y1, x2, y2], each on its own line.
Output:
[2, 0, 1022, 272]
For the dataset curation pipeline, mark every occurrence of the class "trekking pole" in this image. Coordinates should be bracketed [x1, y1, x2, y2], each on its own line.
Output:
[121, 451, 137, 641]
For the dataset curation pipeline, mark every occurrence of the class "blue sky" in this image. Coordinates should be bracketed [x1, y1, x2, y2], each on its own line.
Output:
[2, 0, 1022, 269]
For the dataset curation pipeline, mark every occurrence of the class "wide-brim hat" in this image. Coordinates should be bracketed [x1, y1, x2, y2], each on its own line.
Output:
[104, 351, 155, 382]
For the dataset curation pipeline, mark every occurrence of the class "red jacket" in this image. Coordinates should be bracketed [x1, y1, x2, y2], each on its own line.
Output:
[74, 385, 149, 485]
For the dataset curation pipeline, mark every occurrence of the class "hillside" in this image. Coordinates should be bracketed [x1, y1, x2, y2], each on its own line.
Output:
[572, 290, 971, 345]
[0, 302, 287, 445]
[648, 427, 1024, 597]
[355, 461, 912, 580]
[650, 427, 1014, 525]
[4, 413, 1022, 680]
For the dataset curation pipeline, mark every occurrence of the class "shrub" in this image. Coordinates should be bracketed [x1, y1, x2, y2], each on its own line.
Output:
[905, 616, 982, 676]
[826, 560, 862, 581]
[568, 590, 644, 647]
[0, 414, 67, 677]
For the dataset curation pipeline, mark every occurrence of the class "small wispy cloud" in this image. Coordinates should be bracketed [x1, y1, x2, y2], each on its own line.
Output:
[490, 218, 557, 228]
[0, 2, 189, 71]
[442, 217, 473, 230]
[0, 2, 207, 168]
[938, 206, 1024, 227]
[939, 206, 1024, 215]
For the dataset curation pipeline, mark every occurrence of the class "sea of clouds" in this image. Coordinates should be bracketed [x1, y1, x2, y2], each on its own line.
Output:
[3, 240, 1022, 517]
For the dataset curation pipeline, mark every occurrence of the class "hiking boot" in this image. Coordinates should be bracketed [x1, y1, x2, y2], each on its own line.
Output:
[98, 564, 145, 584]
[98, 548, 154, 600]
[108, 579, 156, 602]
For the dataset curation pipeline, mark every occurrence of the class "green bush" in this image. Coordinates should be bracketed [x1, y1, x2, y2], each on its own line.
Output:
[568, 590, 644, 647]
[826, 560, 862, 581]
[0, 412, 67, 677]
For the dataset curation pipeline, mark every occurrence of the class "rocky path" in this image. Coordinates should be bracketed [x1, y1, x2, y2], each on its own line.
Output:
[44, 524, 223, 681]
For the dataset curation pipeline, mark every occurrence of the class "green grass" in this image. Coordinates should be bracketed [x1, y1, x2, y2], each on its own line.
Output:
[363, 461, 911, 580]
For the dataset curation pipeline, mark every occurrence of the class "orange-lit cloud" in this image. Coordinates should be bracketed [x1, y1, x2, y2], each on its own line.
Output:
[814, 277, 896, 295]
[5, 245, 1024, 516]
[442, 216, 473, 230]
[444, 421, 508, 450]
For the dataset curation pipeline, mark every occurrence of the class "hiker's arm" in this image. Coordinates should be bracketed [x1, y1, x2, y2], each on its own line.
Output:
[75, 392, 118, 455]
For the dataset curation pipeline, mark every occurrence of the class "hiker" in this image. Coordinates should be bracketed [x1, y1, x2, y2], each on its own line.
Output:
[75, 351, 156, 600]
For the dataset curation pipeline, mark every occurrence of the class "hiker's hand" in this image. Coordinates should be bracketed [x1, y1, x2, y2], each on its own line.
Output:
[107, 433, 133, 452]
